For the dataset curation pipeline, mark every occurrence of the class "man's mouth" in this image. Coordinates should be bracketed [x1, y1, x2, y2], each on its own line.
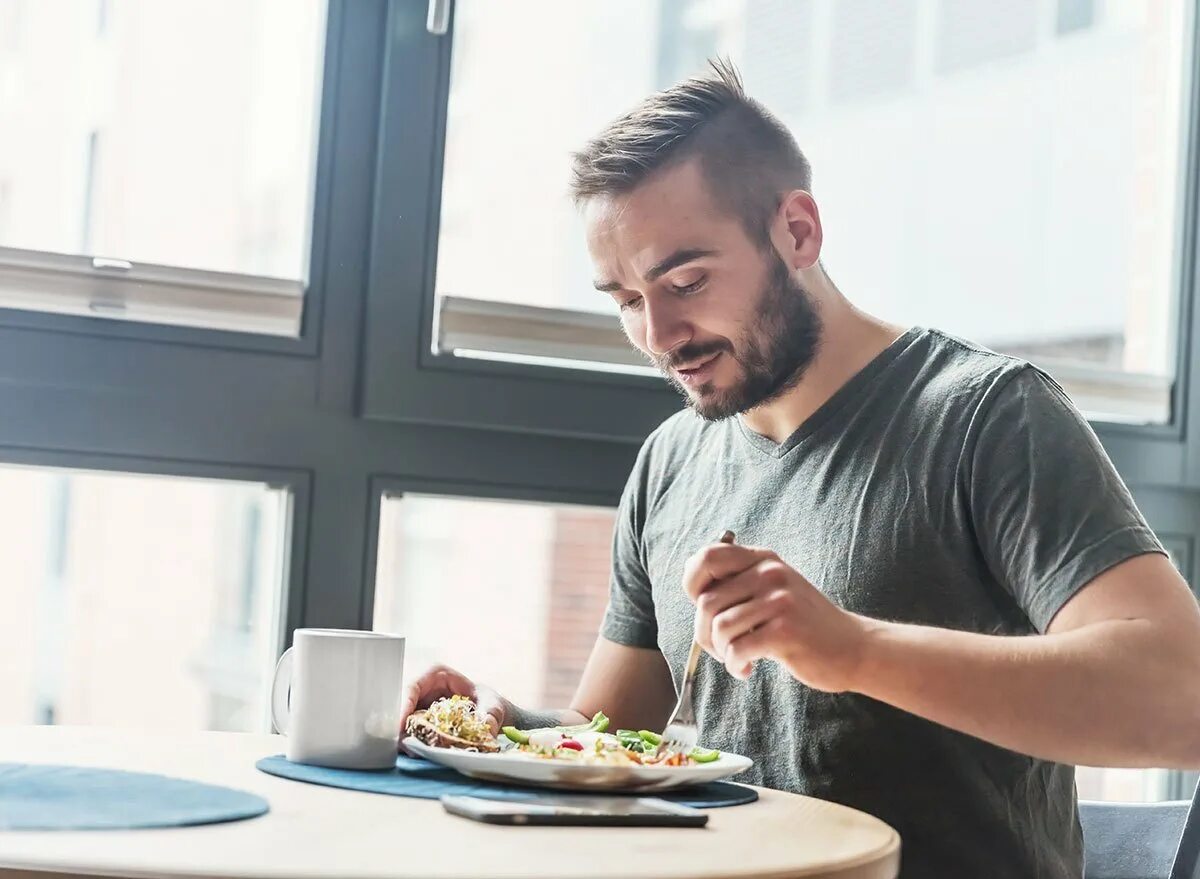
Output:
[674, 352, 722, 387]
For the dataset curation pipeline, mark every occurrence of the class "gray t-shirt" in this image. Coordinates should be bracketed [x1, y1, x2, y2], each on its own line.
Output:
[602, 327, 1163, 879]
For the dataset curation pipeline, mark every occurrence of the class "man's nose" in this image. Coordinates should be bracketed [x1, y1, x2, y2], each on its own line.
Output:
[643, 296, 691, 358]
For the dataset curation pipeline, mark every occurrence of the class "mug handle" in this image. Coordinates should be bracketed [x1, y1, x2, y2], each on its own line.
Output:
[270, 646, 295, 735]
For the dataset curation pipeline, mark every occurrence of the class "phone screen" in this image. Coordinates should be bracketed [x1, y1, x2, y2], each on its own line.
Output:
[441, 795, 708, 827]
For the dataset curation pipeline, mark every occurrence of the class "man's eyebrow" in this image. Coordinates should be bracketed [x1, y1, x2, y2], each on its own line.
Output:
[593, 248, 718, 293]
[646, 248, 718, 282]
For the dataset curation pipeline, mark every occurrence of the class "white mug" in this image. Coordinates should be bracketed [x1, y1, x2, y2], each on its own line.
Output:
[270, 628, 406, 770]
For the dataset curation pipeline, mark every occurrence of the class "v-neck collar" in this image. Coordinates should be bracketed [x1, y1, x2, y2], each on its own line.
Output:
[735, 327, 926, 459]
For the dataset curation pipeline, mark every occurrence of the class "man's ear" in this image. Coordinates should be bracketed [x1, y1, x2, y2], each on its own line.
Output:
[774, 190, 823, 270]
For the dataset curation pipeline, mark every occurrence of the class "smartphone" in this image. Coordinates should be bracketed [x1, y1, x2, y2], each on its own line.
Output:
[441, 794, 709, 827]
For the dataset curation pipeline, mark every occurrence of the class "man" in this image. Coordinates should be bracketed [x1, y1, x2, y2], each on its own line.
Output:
[400, 61, 1200, 877]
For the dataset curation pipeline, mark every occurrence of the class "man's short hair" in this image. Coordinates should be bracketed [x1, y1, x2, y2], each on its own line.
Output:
[570, 59, 812, 247]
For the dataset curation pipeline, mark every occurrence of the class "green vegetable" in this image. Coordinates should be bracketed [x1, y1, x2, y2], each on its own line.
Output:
[555, 711, 609, 734]
[616, 731, 646, 753]
[637, 730, 663, 747]
[501, 726, 529, 744]
[689, 747, 721, 763]
[501, 711, 610, 745]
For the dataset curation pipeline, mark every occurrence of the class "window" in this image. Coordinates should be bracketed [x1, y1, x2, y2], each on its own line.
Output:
[0, 465, 291, 732]
[0, 0, 326, 336]
[1076, 766, 1174, 802]
[373, 494, 616, 707]
[829, 0, 919, 105]
[1056, 0, 1096, 36]
[433, 1, 654, 374]
[935, 0, 1040, 74]
[432, 0, 1190, 424]
[736, 1, 817, 121]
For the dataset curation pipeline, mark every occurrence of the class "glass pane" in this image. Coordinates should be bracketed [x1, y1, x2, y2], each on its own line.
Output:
[373, 495, 616, 708]
[437, 0, 1189, 423]
[0, 464, 290, 732]
[0, 0, 325, 281]
[1057, 0, 1097, 35]
[1076, 766, 1171, 803]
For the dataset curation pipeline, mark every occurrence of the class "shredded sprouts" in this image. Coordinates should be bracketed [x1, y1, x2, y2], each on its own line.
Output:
[424, 695, 493, 743]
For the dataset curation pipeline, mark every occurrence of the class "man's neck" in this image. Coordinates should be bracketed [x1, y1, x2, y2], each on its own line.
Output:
[739, 284, 907, 445]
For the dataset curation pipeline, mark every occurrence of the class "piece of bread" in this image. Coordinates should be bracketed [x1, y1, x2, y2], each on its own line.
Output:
[405, 709, 500, 753]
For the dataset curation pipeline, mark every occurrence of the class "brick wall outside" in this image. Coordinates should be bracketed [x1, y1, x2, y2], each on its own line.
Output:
[541, 507, 617, 705]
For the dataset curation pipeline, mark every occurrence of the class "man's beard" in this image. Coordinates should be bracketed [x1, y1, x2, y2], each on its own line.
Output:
[656, 255, 823, 421]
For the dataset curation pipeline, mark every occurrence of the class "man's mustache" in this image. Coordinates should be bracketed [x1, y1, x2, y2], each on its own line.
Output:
[655, 341, 733, 371]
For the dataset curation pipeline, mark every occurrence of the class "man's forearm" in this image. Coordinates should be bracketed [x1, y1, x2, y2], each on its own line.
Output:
[504, 703, 589, 731]
[851, 618, 1200, 768]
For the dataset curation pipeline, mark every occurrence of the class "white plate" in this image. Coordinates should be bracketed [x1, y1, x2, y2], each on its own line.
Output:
[402, 736, 753, 793]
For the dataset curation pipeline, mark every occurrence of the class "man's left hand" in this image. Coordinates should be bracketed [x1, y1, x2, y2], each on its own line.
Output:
[683, 541, 870, 690]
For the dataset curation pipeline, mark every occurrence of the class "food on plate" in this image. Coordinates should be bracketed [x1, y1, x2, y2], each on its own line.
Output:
[501, 717, 721, 767]
[406, 696, 722, 767]
[405, 695, 500, 753]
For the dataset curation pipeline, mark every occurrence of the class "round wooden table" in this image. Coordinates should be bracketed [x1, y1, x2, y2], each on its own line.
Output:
[0, 726, 900, 879]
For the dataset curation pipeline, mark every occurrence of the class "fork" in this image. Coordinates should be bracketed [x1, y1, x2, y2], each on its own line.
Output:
[657, 530, 736, 757]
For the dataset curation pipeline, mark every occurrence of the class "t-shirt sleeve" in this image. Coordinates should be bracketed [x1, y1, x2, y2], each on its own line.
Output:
[600, 442, 659, 649]
[966, 367, 1165, 632]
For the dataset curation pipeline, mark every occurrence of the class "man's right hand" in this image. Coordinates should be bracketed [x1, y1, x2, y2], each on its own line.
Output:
[398, 664, 509, 737]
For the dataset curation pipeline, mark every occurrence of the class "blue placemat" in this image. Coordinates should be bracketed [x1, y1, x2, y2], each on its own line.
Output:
[256, 754, 757, 809]
[0, 763, 269, 831]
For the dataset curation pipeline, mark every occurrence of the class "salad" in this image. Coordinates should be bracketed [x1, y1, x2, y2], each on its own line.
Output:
[501, 713, 721, 767]
[407, 696, 721, 766]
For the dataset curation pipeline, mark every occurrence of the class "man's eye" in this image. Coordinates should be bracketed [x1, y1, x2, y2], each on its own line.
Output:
[672, 278, 705, 295]
[619, 296, 644, 312]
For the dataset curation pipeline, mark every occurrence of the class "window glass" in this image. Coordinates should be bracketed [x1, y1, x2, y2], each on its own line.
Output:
[0, 464, 290, 732]
[373, 494, 615, 708]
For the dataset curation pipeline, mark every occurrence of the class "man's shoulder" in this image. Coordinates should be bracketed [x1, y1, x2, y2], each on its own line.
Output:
[626, 329, 1054, 478]
[648, 407, 715, 445]
[627, 408, 723, 491]
[641, 407, 719, 458]
[912, 328, 1041, 410]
